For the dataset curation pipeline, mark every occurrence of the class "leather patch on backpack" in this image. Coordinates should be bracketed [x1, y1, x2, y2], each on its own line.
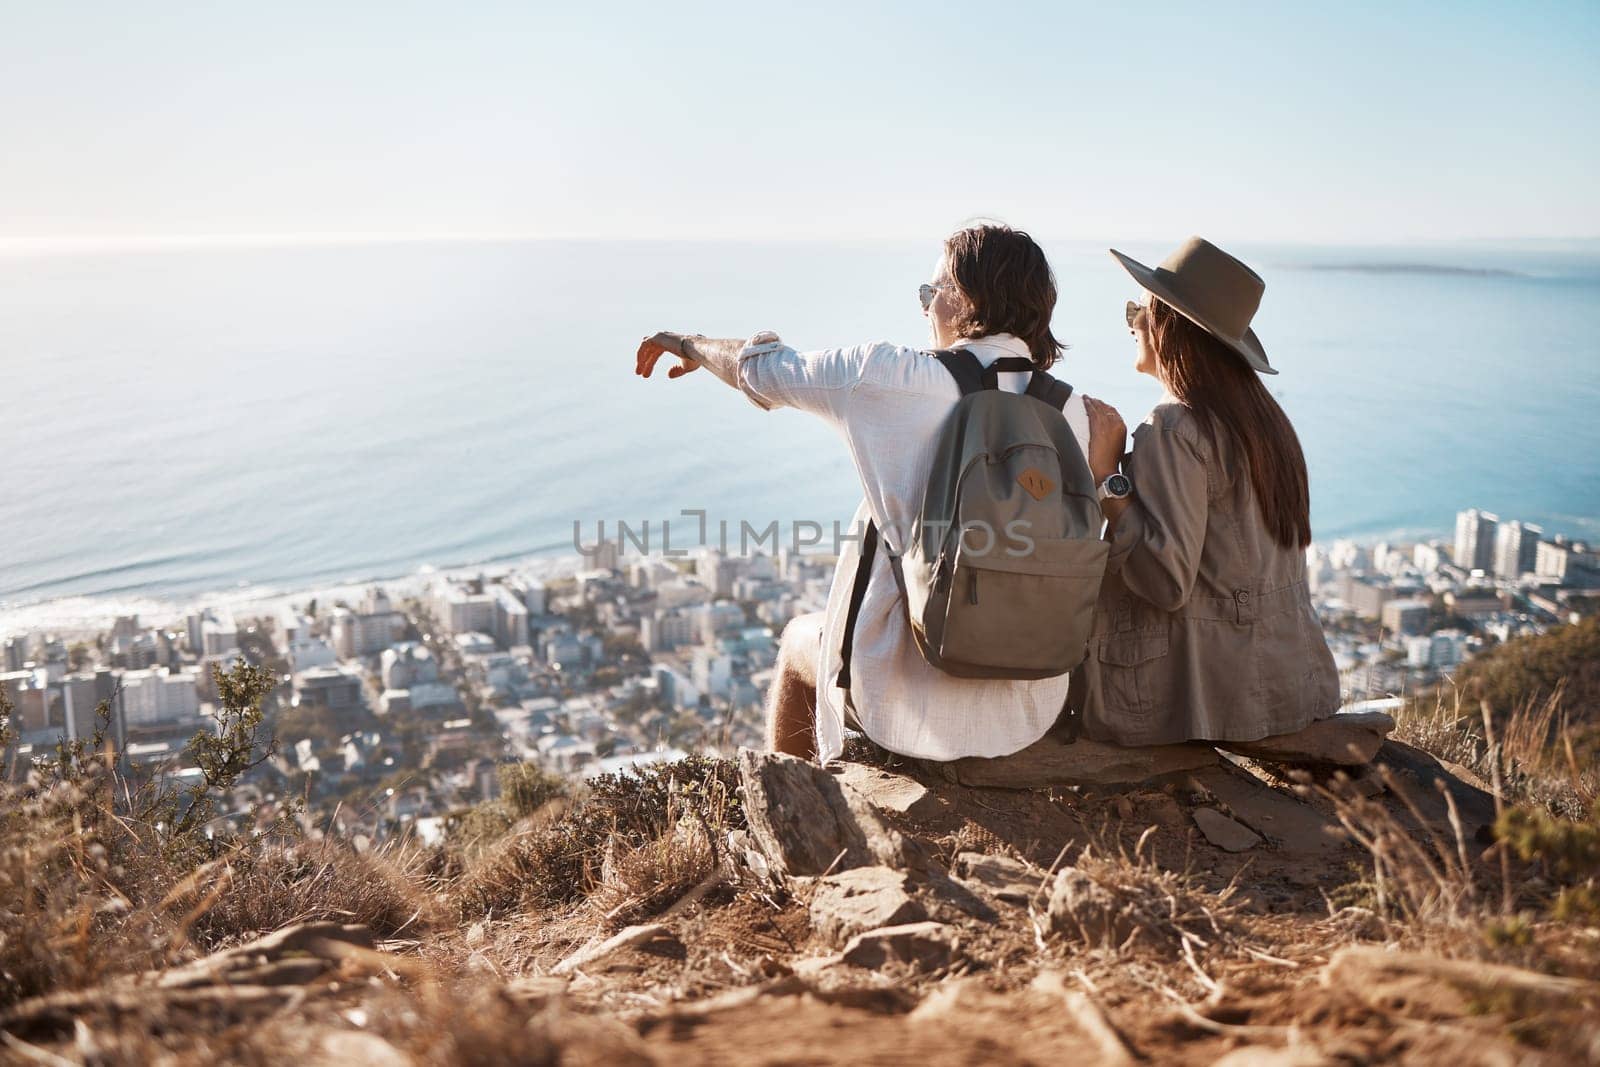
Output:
[1017, 468, 1054, 501]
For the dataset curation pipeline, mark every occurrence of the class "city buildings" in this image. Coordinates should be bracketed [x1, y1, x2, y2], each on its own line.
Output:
[120, 667, 200, 727]
[1454, 508, 1498, 572]
[1493, 520, 1542, 580]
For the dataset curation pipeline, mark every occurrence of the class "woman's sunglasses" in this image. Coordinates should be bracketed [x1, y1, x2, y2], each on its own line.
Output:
[1126, 299, 1148, 328]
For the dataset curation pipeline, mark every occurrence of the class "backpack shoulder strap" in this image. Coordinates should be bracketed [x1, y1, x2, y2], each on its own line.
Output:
[933, 349, 986, 396]
[836, 519, 879, 697]
[1025, 370, 1075, 411]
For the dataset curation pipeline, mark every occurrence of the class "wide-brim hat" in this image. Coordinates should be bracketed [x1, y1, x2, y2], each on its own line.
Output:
[1110, 236, 1276, 375]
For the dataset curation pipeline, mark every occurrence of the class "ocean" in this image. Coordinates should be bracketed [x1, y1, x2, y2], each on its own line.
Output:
[2, 238, 1597, 628]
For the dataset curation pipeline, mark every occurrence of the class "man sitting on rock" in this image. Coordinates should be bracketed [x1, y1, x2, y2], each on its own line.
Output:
[635, 224, 1121, 764]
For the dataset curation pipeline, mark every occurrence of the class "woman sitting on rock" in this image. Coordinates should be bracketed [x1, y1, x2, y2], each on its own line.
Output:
[1077, 237, 1340, 747]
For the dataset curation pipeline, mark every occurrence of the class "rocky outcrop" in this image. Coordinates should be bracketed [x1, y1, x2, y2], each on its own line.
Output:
[737, 750, 914, 877]
[1215, 711, 1396, 767]
[943, 735, 1221, 789]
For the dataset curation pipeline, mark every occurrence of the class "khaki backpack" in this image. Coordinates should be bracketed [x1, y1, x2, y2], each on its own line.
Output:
[839, 350, 1109, 695]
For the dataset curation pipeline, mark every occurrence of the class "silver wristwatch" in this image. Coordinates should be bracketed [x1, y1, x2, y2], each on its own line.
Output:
[1097, 472, 1133, 501]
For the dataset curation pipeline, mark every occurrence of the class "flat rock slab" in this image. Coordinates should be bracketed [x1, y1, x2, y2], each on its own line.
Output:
[1193, 807, 1263, 852]
[1216, 711, 1395, 767]
[953, 852, 1047, 905]
[738, 749, 912, 876]
[945, 735, 1221, 789]
[833, 762, 940, 820]
[1183, 764, 1343, 855]
[808, 866, 927, 944]
[840, 921, 955, 970]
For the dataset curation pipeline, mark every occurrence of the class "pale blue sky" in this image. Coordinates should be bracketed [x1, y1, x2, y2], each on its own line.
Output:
[2, 0, 1596, 245]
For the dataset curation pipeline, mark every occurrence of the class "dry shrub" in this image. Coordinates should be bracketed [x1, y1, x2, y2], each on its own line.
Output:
[0, 669, 434, 1008]
[0, 768, 169, 1003]
[1044, 830, 1244, 962]
[189, 837, 429, 950]
[448, 755, 740, 921]
[589, 814, 717, 926]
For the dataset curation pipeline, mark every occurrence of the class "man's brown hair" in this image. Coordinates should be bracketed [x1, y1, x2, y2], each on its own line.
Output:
[943, 224, 1065, 369]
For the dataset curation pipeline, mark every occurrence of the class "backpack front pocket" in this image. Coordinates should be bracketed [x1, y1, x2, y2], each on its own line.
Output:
[936, 535, 1109, 676]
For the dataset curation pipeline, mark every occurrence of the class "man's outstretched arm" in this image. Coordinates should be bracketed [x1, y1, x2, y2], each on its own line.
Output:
[635, 329, 866, 423]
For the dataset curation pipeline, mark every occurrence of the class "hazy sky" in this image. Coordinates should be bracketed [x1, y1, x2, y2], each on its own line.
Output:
[2, 1, 1596, 245]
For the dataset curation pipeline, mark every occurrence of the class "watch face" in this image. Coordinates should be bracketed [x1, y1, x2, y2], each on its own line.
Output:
[1107, 474, 1132, 497]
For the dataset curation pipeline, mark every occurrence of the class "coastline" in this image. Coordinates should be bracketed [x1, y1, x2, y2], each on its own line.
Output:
[0, 520, 1461, 638]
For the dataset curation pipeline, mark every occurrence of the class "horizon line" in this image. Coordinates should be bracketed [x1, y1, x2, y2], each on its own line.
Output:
[3, 232, 1599, 255]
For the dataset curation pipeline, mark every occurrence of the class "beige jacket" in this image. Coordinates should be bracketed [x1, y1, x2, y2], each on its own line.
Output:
[1075, 401, 1341, 746]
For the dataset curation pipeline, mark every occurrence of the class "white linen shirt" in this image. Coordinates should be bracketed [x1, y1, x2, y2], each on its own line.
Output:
[732, 332, 1091, 765]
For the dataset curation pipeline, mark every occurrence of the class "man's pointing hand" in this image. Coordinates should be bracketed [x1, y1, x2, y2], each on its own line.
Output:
[636, 331, 701, 379]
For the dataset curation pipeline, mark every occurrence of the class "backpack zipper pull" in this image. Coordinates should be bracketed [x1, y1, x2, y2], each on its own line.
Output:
[968, 571, 980, 605]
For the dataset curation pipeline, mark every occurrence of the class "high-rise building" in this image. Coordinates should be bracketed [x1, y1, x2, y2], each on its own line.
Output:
[492, 587, 529, 650]
[1493, 520, 1542, 579]
[1454, 509, 1498, 572]
[119, 668, 200, 727]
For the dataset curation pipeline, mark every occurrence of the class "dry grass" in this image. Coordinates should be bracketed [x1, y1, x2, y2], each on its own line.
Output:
[1395, 683, 1596, 818]
[0, 673, 438, 1008]
[447, 755, 741, 922]
[1317, 768, 1486, 934]
[1040, 829, 1246, 964]
[187, 836, 431, 949]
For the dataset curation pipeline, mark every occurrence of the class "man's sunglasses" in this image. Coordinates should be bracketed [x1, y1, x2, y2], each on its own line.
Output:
[918, 283, 953, 311]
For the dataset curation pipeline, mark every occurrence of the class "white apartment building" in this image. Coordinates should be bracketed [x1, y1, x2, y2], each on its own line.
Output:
[120, 668, 200, 726]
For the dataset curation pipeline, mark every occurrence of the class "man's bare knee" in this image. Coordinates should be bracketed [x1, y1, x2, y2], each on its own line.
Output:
[777, 611, 824, 688]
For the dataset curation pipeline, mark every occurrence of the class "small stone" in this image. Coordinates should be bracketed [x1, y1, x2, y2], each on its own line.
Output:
[1193, 807, 1263, 852]
[1048, 868, 1135, 948]
[1215, 711, 1395, 767]
[1183, 765, 1342, 855]
[839, 922, 955, 970]
[953, 852, 1046, 905]
[807, 866, 927, 944]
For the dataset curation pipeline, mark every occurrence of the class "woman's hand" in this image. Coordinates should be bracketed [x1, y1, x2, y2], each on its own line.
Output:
[1085, 397, 1127, 482]
[635, 331, 702, 379]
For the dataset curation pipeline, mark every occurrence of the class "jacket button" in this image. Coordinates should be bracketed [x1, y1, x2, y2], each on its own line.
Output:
[1234, 589, 1251, 604]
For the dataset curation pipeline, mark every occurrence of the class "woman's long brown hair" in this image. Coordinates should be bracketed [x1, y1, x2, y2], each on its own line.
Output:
[1147, 300, 1312, 549]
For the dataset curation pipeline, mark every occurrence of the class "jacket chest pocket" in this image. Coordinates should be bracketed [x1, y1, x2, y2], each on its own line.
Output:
[1096, 630, 1171, 721]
